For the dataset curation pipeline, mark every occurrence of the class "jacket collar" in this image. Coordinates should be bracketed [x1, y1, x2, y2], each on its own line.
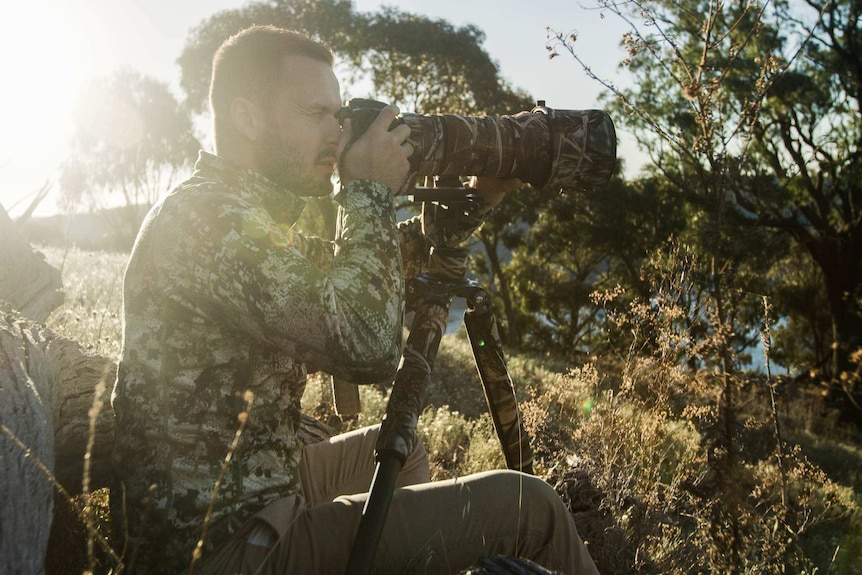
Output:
[193, 151, 308, 225]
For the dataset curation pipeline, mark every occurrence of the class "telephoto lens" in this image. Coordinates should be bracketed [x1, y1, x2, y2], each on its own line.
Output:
[339, 99, 617, 193]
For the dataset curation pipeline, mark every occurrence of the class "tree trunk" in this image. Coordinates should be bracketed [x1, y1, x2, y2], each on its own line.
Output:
[1, 205, 116, 572]
[1, 302, 116, 574]
[1, 306, 56, 575]
[810, 232, 862, 422]
[1, 205, 117, 492]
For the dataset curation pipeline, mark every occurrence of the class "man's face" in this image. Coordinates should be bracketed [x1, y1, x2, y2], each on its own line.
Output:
[254, 55, 342, 197]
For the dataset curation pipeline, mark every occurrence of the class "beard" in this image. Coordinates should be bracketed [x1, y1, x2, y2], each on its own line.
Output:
[256, 125, 335, 197]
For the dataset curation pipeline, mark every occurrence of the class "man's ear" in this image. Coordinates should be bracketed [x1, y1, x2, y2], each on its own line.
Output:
[230, 97, 263, 142]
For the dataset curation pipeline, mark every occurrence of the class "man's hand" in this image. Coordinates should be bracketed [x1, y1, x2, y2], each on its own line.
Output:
[338, 105, 413, 194]
[468, 176, 522, 213]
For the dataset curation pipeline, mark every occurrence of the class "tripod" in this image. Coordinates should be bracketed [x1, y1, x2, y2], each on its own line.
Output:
[345, 183, 534, 575]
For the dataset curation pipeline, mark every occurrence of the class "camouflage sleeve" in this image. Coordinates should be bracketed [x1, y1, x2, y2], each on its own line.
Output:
[156, 179, 404, 384]
[287, 229, 336, 274]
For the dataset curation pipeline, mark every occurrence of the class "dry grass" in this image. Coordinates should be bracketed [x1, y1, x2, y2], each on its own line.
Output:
[36, 245, 862, 574]
[40, 245, 125, 360]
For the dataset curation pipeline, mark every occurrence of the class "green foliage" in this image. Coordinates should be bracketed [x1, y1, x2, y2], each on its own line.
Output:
[177, 0, 531, 116]
[553, 0, 862, 383]
[768, 247, 834, 375]
[346, 7, 531, 115]
[481, 173, 690, 361]
[741, 0, 862, 381]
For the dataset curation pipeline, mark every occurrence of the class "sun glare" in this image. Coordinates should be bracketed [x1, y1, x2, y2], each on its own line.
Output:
[3, 2, 94, 148]
[0, 2, 95, 210]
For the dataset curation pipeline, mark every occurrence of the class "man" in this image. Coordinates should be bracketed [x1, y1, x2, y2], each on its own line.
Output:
[110, 24, 599, 574]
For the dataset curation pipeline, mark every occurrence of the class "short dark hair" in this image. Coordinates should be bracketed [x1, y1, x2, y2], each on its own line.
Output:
[209, 25, 334, 131]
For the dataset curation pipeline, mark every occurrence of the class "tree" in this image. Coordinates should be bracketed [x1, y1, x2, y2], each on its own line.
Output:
[343, 7, 531, 115]
[177, 0, 360, 116]
[553, 0, 861, 395]
[472, 186, 545, 348]
[482, 172, 689, 360]
[60, 70, 200, 247]
[768, 246, 834, 373]
[547, 0, 824, 569]
[741, 0, 862, 390]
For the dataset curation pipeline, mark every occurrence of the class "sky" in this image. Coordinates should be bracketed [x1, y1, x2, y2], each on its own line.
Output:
[0, 0, 637, 218]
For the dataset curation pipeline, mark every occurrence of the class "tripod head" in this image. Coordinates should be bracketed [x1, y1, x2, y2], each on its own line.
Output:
[408, 175, 496, 259]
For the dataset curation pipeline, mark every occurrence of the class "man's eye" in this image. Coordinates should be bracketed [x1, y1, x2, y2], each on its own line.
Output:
[305, 108, 326, 118]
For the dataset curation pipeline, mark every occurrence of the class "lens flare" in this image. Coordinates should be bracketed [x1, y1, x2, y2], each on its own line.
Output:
[269, 223, 298, 249]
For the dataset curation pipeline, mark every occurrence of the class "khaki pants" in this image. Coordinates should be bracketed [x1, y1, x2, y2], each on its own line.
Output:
[197, 424, 599, 574]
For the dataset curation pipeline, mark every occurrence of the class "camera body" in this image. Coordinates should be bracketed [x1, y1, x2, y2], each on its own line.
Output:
[338, 98, 616, 192]
[338, 98, 404, 143]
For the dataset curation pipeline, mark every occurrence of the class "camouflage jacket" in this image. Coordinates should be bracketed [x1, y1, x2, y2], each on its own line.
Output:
[110, 152, 437, 572]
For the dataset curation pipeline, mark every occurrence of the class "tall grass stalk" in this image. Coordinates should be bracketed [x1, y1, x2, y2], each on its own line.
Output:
[187, 390, 255, 575]
[0, 421, 121, 568]
[83, 378, 109, 573]
[762, 297, 790, 512]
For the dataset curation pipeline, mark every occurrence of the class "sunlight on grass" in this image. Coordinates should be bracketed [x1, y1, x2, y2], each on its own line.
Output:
[40, 247, 862, 574]
[40, 245, 126, 360]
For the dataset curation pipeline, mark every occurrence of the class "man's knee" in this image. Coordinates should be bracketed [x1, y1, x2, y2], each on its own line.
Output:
[479, 470, 571, 525]
[485, 469, 560, 500]
[480, 471, 597, 574]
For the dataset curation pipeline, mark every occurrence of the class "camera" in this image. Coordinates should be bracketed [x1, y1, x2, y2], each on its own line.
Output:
[338, 98, 616, 193]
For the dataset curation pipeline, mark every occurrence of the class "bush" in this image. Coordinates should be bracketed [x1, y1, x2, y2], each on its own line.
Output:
[35, 246, 862, 574]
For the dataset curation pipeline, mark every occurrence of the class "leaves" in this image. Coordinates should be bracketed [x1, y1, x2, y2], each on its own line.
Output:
[61, 70, 199, 214]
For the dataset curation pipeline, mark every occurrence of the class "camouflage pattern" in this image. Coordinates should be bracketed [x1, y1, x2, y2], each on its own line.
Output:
[402, 107, 617, 192]
[110, 152, 451, 572]
[377, 245, 535, 475]
[375, 277, 452, 464]
[464, 290, 534, 474]
[374, 246, 470, 463]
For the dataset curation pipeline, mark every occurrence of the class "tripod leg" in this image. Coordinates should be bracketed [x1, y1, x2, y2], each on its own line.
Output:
[346, 294, 451, 575]
[464, 290, 534, 475]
